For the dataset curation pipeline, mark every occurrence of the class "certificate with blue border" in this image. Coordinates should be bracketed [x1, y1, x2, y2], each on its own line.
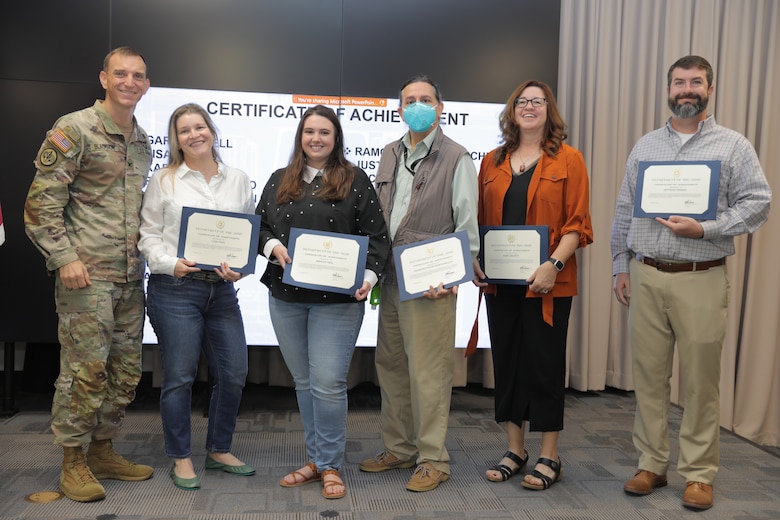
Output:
[634, 161, 720, 220]
[282, 228, 368, 295]
[479, 225, 549, 284]
[177, 207, 261, 274]
[394, 230, 474, 301]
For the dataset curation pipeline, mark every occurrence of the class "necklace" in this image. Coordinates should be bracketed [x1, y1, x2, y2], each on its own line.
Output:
[513, 148, 541, 173]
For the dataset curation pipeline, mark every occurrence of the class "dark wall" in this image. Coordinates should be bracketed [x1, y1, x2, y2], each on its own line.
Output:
[1, 1, 110, 342]
[0, 0, 560, 343]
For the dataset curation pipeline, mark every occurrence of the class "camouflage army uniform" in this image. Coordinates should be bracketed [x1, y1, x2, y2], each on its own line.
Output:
[24, 100, 152, 447]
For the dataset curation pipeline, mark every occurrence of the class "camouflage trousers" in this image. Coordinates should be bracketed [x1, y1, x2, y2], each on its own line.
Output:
[52, 278, 144, 447]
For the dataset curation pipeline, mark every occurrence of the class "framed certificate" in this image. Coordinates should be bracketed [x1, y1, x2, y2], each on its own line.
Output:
[479, 225, 549, 284]
[634, 161, 721, 219]
[282, 228, 368, 295]
[177, 207, 261, 274]
[393, 230, 474, 301]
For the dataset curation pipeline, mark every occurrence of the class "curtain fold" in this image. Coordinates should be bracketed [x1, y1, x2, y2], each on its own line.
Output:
[558, 0, 780, 446]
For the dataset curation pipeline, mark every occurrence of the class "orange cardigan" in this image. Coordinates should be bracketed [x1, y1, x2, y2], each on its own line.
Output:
[477, 144, 593, 326]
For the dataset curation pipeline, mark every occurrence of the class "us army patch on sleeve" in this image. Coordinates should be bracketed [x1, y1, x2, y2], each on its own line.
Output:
[39, 148, 59, 167]
[49, 128, 75, 153]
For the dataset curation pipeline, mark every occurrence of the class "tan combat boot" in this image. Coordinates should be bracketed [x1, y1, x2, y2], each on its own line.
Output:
[60, 446, 106, 502]
[86, 439, 154, 481]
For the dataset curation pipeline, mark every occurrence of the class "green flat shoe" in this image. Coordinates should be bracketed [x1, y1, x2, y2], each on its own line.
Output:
[205, 455, 256, 476]
[169, 465, 200, 490]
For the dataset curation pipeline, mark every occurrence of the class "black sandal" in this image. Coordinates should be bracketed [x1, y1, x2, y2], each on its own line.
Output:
[521, 457, 562, 490]
[486, 450, 529, 482]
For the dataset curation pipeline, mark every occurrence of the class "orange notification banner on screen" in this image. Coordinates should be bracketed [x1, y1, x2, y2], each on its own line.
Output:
[292, 94, 388, 107]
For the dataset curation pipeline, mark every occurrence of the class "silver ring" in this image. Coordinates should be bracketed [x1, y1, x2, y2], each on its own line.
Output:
[542, 290, 549, 294]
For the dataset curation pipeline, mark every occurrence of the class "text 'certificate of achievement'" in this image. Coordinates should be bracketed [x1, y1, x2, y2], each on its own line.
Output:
[479, 225, 549, 284]
[177, 207, 261, 274]
[282, 228, 368, 295]
[394, 230, 474, 301]
[634, 161, 721, 220]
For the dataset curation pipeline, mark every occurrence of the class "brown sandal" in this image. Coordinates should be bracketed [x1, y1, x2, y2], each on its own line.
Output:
[320, 469, 346, 499]
[279, 461, 321, 487]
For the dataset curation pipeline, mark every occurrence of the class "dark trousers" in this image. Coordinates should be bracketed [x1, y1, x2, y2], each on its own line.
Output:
[485, 285, 571, 431]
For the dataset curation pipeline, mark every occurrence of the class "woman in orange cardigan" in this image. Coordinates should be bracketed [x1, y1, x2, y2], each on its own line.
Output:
[473, 80, 593, 490]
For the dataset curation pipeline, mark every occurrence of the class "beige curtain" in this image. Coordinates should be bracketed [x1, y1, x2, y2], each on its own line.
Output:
[558, 0, 780, 446]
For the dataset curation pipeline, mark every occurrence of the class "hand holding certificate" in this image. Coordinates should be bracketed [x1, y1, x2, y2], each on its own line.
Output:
[281, 228, 368, 295]
[393, 230, 474, 301]
[634, 161, 720, 219]
[479, 226, 549, 284]
[177, 207, 261, 274]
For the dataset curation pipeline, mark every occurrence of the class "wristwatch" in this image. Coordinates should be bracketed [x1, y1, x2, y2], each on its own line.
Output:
[548, 257, 565, 272]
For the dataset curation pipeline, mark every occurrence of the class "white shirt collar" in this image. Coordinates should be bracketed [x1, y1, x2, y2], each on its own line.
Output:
[175, 161, 223, 179]
[303, 164, 323, 184]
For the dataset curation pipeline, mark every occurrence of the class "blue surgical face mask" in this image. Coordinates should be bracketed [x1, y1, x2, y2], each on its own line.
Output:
[402, 102, 438, 133]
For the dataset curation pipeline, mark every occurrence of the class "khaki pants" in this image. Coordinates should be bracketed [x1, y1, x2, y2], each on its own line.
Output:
[375, 283, 456, 474]
[628, 258, 728, 484]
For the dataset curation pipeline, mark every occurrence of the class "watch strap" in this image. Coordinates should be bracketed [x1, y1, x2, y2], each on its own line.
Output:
[549, 257, 565, 271]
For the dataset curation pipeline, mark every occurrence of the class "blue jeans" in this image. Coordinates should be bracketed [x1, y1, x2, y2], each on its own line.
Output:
[147, 274, 248, 458]
[269, 296, 364, 471]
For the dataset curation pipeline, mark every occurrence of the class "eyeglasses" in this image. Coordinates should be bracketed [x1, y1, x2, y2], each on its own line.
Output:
[514, 97, 547, 108]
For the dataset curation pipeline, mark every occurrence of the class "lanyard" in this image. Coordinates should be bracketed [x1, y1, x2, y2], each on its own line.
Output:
[402, 144, 433, 176]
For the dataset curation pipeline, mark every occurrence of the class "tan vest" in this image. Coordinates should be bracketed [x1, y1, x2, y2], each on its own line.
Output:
[375, 129, 469, 283]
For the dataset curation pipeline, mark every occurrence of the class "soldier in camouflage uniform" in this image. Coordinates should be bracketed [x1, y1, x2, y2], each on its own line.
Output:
[24, 46, 155, 502]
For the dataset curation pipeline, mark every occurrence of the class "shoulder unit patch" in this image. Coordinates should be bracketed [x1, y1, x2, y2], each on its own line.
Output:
[39, 148, 58, 166]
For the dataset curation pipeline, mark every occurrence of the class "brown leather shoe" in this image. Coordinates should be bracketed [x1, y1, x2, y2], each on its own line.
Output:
[405, 463, 450, 492]
[359, 451, 416, 473]
[623, 469, 668, 495]
[683, 481, 713, 510]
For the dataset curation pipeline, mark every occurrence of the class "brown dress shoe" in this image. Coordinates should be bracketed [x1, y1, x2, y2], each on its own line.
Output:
[683, 481, 713, 510]
[623, 469, 668, 495]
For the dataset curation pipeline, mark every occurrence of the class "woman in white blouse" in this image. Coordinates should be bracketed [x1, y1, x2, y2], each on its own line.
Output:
[139, 103, 255, 490]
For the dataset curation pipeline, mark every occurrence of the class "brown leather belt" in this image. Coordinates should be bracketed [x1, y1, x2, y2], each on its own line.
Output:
[641, 256, 725, 273]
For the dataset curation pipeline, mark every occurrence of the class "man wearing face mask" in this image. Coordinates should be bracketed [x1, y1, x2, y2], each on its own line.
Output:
[359, 75, 478, 492]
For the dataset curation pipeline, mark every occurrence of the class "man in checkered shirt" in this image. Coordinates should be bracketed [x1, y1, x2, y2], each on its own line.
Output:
[611, 55, 771, 511]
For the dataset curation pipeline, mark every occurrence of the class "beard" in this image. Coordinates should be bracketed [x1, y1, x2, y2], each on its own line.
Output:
[668, 92, 708, 119]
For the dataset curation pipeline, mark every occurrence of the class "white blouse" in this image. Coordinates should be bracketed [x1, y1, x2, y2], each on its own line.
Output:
[139, 161, 255, 275]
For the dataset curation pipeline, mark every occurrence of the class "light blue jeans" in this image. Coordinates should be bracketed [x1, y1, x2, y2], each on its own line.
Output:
[269, 296, 364, 471]
[147, 274, 248, 459]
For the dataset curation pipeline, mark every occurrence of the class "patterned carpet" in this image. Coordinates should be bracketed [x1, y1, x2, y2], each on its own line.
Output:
[1, 379, 778, 519]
